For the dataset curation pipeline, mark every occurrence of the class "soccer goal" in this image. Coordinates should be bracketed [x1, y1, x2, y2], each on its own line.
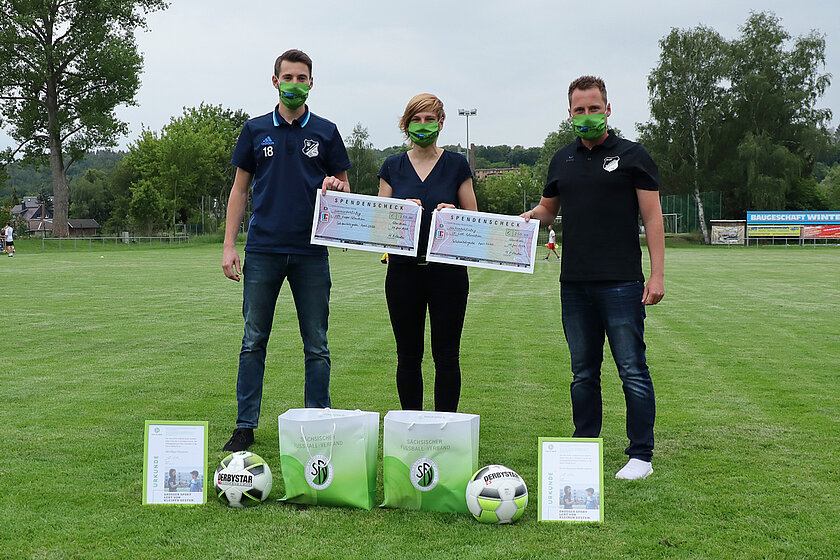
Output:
[662, 213, 680, 234]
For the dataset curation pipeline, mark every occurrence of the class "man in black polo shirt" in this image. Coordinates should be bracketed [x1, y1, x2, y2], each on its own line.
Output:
[221, 49, 351, 452]
[523, 76, 665, 480]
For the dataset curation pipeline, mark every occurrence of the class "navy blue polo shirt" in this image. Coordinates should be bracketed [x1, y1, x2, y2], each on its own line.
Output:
[543, 130, 658, 282]
[231, 105, 351, 255]
[378, 150, 472, 262]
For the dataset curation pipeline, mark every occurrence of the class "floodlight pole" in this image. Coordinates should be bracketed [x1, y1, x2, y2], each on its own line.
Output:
[458, 108, 477, 163]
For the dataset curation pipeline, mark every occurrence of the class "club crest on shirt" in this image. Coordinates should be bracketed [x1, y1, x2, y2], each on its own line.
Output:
[302, 139, 319, 158]
[603, 156, 620, 172]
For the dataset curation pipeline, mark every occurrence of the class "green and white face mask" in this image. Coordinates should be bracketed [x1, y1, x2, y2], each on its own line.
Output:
[572, 112, 607, 140]
[278, 82, 309, 110]
[407, 122, 440, 148]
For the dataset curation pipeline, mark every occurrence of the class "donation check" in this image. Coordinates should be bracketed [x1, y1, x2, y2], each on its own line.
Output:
[311, 191, 423, 256]
[426, 208, 540, 273]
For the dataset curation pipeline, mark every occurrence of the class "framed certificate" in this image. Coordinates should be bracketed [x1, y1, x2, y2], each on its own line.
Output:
[310, 191, 423, 256]
[538, 438, 603, 522]
[143, 421, 208, 505]
[425, 208, 540, 273]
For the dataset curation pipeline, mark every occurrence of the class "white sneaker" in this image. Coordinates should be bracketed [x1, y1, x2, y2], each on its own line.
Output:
[615, 458, 652, 480]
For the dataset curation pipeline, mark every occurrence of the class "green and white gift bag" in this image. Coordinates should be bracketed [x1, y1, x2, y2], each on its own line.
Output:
[278, 408, 379, 510]
[382, 410, 479, 514]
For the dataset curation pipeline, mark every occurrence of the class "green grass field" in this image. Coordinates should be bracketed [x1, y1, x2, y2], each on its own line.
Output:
[2, 240, 839, 559]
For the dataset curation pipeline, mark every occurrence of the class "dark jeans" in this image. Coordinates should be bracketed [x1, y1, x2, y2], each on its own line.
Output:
[561, 281, 655, 461]
[236, 252, 331, 428]
[385, 262, 469, 412]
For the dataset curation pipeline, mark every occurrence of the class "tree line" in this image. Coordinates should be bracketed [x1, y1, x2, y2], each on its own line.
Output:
[1, 6, 837, 241]
[3, 114, 838, 238]
[639, 11, 838, 242]
[1, 119, 545, 234]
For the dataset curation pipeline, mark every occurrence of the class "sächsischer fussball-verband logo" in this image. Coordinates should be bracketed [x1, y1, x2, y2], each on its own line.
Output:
[305, 454, 333, 490]
[410, 457, 439, 492]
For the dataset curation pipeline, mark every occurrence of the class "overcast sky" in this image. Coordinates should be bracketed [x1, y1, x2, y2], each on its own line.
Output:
[3, 0, 840, 153]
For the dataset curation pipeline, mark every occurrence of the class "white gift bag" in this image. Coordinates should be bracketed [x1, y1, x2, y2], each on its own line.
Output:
[278, 408, 379, 510]
[382, 410, 479, 513]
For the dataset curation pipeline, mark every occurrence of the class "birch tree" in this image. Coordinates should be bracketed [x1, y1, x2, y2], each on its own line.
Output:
[643, 25, 727, 244]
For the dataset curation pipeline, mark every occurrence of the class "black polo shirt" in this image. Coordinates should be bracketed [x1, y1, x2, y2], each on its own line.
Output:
[543, 130, 658, 282]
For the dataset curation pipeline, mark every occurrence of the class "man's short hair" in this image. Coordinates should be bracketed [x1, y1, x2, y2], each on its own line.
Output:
[399, 93, 446, 138]
[274, 49, 313, 77]
[568, 76, 607, 106]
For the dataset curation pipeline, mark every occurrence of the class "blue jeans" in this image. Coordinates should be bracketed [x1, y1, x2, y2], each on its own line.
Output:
[561, 281, 655, 461]
[236, 252, 331, 428]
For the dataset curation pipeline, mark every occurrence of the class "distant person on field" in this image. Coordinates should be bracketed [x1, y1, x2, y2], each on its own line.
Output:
[221, 49, 351, 452]
[5, 222, 14, 257]
[377, 93, 477, 412]
[543, 224, 560, 260]
[522, 76, 665, 480]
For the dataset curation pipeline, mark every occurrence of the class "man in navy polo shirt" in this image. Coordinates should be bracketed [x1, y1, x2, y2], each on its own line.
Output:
[523, 76, 665, 480]
[221, 49, 351, 452]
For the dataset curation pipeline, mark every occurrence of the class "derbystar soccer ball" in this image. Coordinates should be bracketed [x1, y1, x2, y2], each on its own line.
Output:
[465, 464, 528, 524]
[214, 451, 273, 508]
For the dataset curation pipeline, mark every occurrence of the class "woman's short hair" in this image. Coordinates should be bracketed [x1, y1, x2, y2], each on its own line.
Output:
[399, 93, 445, 138]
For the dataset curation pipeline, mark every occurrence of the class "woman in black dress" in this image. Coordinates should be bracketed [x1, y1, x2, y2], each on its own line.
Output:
[377, 93, 477, 412]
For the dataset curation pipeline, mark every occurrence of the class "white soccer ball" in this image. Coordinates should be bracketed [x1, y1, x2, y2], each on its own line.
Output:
[214, 451, 273, 508]
[465, 464, 528, 524]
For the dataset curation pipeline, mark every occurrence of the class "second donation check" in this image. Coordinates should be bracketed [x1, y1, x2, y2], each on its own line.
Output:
[310, 191, 423, 256]
[426, 208, 540, 273]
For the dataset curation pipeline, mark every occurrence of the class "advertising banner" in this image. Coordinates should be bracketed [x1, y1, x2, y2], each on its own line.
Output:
[747, 225, 801, 237]
[802, 225, 840, 239]
[711, 222, 745, 245]
[747, 212, 840, 225]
